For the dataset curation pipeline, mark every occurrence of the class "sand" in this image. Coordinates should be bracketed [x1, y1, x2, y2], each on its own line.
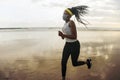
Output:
[0, 39, 120, 80]
[0, 31, 120, 80]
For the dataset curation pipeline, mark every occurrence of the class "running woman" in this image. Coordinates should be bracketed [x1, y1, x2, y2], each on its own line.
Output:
[58, 6, 92, 80]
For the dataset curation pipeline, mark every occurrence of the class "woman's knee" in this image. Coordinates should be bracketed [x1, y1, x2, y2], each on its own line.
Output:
[72, 62, 78, 67]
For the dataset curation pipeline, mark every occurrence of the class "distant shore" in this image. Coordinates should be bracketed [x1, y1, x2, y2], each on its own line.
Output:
[0, 27, 120, 31]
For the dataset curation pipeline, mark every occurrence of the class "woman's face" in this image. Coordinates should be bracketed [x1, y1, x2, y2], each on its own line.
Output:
[63, 11, 71, 21]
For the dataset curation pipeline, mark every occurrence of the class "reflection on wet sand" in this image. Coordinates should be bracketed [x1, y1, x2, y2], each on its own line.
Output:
[0, 41, 120, 80]
[0, 31, 120, 80]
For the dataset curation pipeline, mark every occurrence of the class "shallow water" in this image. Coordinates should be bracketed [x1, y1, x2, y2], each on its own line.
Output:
[0, 30, 120, 80]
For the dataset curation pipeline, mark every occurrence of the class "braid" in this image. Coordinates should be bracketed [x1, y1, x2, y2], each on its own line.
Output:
[69, 5, 89, 26]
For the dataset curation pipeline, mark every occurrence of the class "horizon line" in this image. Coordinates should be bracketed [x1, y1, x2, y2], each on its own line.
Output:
[0, 27, 120, 31]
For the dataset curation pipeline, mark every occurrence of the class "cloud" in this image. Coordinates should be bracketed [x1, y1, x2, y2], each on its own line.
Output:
[0, 0, 119, 27]
[32, 0, 82, 8]
[85, 0, 120, 27]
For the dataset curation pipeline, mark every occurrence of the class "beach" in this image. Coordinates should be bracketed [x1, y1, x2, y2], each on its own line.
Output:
[0, 30, 120, 80]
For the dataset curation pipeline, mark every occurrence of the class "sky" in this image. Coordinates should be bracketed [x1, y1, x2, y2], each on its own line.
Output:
[0, 0, 120, 28]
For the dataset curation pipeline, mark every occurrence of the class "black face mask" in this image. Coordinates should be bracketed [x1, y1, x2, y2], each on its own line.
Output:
[63, 14, 69, 21]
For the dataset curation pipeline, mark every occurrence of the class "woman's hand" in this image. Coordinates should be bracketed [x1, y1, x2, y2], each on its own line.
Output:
[58, 31, 64, 39]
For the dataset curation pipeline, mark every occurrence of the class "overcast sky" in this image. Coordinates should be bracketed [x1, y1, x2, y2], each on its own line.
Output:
[0, 0, 120, 28]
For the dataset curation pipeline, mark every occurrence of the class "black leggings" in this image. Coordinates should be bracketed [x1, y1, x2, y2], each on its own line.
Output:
[61, 40, 85, 77]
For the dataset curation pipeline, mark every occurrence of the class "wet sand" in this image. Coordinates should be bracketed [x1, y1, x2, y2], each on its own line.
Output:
[0, 40, 120, 80]
[0, 53, 120, 80]
[0, 31, 120, 80]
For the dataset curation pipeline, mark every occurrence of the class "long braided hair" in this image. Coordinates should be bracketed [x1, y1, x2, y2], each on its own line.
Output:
[68, 5, 89, 26]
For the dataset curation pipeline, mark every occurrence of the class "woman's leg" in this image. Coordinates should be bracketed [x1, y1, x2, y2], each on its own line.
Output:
[61, 43, 71, 79]
[71, 41, 86, 67]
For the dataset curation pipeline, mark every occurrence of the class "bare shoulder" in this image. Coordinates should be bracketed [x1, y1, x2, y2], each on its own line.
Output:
[69, 20, 76, 28]
[69, 20, 75, 24]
